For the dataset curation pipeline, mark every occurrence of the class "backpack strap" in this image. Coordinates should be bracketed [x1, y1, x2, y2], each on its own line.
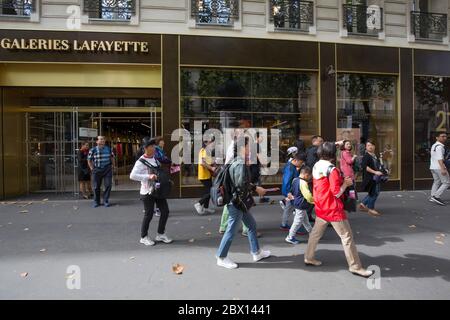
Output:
[325, 164, 335, 177]
[139, 158, 160, 170]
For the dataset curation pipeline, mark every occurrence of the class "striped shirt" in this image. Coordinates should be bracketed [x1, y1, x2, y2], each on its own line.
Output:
[88, 146, 114, 169]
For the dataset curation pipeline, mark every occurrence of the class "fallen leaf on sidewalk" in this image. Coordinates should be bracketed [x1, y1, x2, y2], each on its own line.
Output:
[129, 256, 135, 260]
[20, 272, 28, 278]
[434, 240, 444, 245]
[436, 269, 440, 272]
[172, 264, 184, 275]
[42, 199, 48, 202]
[73, 206, 78, 211]
[205, 232, 212, 236]
[39, 248, 47, 253]
[200, 226, 205, 229]
[409, 225, 416, 228]
[188, 239, 195, 243]
[19, 210, 29, 214]
[23, 228, 29, 231]
[67, 224, 72, 228]
[396, 195, 403, 198]
[7, 222, 12, 225]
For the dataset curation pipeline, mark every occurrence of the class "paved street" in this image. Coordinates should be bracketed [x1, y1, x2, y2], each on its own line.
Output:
[0, 191, 449, 300]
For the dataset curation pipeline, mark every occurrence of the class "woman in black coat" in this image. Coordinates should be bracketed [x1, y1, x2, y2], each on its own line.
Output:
[359, 139, 385, 216]
[78, 141, 93, 199]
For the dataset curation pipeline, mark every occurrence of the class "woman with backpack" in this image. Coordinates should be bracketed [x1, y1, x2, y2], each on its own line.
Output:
[130, 138, 172, 246]
[216, 136, 271, 269]
[304, 142, 374, 278]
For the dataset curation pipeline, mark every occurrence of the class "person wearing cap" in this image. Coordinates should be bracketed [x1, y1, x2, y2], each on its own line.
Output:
[194, 135, 216, 215]
[130, 138, 172, 246]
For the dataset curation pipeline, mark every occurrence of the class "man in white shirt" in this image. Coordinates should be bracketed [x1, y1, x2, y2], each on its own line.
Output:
[429, 132, 449, 206]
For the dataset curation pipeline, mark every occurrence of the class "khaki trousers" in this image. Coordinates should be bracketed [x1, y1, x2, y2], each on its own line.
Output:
[305, 216, 362, 270]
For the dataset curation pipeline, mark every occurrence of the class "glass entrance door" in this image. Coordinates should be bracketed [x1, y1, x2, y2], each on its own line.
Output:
[26, 109, 160, 194]
[27, 110, 79, 193]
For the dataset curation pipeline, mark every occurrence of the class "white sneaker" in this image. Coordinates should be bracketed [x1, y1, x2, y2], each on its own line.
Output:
[217, 257, 238, 269]
[139, 237, 155, 246]
[194, 203, 206, 215]
[252, 249, 271, 262]
[205, 208, 215, 214]
[154, 208, 161, 217]
[155, 233, 173, 244]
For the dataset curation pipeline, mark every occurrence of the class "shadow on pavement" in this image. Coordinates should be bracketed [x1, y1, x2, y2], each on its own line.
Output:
[237, 249, 450, 282]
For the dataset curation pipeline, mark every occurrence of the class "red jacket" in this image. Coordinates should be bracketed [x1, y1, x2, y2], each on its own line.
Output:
[312, 160, 347, 222]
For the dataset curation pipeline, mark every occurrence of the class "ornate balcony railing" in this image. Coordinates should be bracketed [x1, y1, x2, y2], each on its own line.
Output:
[191, 0, 239, 26]
[0, 0, 34, 16]
[83, 0, 136, 21]
[270, 0, 314, 32]
[343, 4, 383, 36]
[411, 11, 447, 42]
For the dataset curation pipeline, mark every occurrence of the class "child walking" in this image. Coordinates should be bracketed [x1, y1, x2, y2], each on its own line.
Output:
[285, 166, 314, 244]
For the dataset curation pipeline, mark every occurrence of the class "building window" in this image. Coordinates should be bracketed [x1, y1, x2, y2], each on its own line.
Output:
[83, 0, 136, 21]
[343, 1, 383, 36]
[180, 68, 318, 186]
[190, 0, 239, 26]
[270, 0, 314, 32]
[414, 76, 450, 179]
[337, 74, 398, 179]
[410, 10, 447, 42]
[0, 0, 34, 17]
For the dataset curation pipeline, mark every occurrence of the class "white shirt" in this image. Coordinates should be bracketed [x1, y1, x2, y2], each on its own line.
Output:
[130, 155, 160, 195]
[430, 141, 445, 170]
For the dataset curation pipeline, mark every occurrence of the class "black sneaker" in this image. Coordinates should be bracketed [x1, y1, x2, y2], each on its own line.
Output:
[259, 197, 270, 203]
[430, 196, 446, 206]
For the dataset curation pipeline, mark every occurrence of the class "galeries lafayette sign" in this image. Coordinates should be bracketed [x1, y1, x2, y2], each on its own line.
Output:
[0, 38, 150, 53]
[0, 30, 161, 64]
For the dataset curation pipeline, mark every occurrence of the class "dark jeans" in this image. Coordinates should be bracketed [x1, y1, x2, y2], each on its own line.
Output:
[199, 178, 212, 209]
[92, 166, 112, 204]
[362, 183, 380, 209]
[141, 194, 170, 238]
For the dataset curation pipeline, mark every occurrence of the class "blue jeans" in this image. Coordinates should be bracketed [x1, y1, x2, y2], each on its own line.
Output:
[216, 203, 260, 258]
[361, 183, 380, 209]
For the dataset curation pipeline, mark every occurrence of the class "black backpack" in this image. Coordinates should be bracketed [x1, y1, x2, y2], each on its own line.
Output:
[139, 158, 172, 199]
[210, 164, 233, 207]
[291, 177, 313, 210]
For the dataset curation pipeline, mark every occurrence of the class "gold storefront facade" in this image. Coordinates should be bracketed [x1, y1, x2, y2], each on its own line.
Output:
[1, 30, 450, 199]
[0, 31, 163, 198]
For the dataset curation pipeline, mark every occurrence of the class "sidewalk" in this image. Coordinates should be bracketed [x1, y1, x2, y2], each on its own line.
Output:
[0, 190, 449, 299]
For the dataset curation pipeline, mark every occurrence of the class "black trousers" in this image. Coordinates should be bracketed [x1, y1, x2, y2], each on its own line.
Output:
[198, 178, 212, 209]
[92, 166, 112, 204]
[141, 194, 170, 238]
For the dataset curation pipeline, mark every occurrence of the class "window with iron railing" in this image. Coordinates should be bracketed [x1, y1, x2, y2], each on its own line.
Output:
[270, 0, 314, 32]
[191, 0, 239, 26]
[410, 11, 447, 42]
[343, 3, 383, 36]
[0, 0, 34, 17]
[83, 0, 135, 21]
